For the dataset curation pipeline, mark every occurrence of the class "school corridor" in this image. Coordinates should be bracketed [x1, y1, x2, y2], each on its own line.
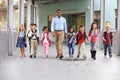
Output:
[0, 0, 120, 80]
[0, 44, 120, 80]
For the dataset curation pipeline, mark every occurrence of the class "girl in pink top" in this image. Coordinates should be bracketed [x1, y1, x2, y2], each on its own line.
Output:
[88, 22, 99, 60]
[41, 26, 51, 58]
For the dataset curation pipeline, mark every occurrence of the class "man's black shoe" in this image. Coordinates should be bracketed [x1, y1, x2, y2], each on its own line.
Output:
[30, 55, 32, 58]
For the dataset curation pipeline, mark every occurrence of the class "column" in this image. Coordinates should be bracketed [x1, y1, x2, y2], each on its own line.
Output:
[117, 0, 120, 55]
[27, 0, 32, 32]
[90, 0, 94, 24]
[98, 0, 105, 49]
[18, 0, 24, 25]
[33, 6, 36, 23]
[34, 4, 39, 31]
[7, 0, 14, 56]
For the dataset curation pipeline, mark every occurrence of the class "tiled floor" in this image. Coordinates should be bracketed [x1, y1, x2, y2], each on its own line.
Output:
[0, 44, 120, 80]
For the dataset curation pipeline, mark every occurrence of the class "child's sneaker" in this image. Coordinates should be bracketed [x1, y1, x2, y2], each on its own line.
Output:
[83, 56, 86, 60]
[30, 55, 32, 58]
[34, 55, 36, 58]
[109, 55, 112, 58]
[77, 55, 80, 58]
[45, 55, 48, 58]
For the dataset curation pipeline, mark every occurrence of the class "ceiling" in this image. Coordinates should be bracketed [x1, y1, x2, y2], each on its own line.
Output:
[30, 0, 71, 5]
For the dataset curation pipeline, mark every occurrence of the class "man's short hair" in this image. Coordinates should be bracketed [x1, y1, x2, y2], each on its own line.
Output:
[56, 9, 61, 12]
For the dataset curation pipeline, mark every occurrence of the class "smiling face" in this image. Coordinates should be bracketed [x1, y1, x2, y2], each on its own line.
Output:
[56, 10, 62, 17]
[80, 26, 85, 32]
[69, 28, 74, 33]
[32, 25, 36, 30]
[92, 23, 97, 30]
[45, 27, 48, 32]
[19, 24, 24, 31]
[106, 26, 110, 32]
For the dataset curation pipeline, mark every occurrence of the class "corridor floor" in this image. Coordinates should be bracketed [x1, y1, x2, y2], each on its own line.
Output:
[0, 44, 120, 80]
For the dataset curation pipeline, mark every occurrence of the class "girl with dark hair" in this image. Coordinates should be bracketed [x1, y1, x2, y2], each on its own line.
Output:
[67, 27, 76, 58]
[88, 22, 99, 60]
[41, 26, 51, 58]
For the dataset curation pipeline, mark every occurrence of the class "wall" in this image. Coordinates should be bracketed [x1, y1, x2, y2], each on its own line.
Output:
[94, 0, 117, 30]
[39, 0, 91, 34]
[39, 0, 117, 36]
[0, 31, 17, 56]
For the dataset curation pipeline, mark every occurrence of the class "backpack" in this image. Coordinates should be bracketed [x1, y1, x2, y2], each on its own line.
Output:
[27, 30, 31, 41]
[76, 31, 88, 45]
[41, 32, 51, 46]
[31, 30, 39, 45]
[103, 31, 113, 45]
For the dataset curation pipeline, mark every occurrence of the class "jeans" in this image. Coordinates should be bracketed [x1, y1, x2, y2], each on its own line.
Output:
[68, 40, 75, 55]
[104, 44, 112, 56]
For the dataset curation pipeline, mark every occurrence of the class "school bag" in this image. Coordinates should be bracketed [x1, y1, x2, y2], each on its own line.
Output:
[103, 31, 113, 45]
[31, 30, 39, 45]
[41, 32, 51, 46]
[76, 31, 88, 45]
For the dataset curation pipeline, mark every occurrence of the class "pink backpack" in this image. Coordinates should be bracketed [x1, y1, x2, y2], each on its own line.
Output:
[41, 32, 51, 46]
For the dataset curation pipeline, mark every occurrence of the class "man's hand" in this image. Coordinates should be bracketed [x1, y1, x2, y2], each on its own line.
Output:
[52, 32, 56, 37]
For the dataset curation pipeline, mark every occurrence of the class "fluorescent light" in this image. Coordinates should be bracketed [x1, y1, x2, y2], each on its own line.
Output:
[24, 0, 27, 3]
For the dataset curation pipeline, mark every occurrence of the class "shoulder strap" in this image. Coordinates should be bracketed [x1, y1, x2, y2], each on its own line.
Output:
[104, 31, 107, 38]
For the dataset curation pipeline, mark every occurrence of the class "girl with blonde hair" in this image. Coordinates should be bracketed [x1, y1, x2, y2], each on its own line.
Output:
[16, 24, 27, 57]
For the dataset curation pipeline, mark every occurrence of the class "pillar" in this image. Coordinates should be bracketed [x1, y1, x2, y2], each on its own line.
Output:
[34, 4, 39, 31]
[98, 0, 105, 49]
[27, 0, 32, 32]
[18, 0, 24, 25]
[117, 0, 120, 55]
[7, 0, 14, 56]
[90, 0, 94, 24]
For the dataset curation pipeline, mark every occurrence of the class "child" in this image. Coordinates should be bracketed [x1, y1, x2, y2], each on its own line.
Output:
[27, 24, 33, 54]
[41, 26, 51, 58]
[88, 22, 99, 60]
[103, 26, 113, 58]
[76, 25, 88, 59]
[28, 24, 39, 58]
[16, 24, 27, 57]
[67, 27, 76, 58]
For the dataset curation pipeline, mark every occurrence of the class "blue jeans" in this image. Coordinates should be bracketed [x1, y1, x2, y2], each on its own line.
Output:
[104, 44, 112, 56]
[68, 40, 75, 55]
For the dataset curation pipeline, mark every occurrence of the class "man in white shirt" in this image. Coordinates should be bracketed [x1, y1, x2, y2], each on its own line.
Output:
[51, 9, 67, 59]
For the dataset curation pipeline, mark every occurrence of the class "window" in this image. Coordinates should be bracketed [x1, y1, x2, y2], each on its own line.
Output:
[94, 11, 100, 30]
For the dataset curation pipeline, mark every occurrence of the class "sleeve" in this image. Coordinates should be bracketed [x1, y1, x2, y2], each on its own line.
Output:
[49, 33, 51, 40]
[64, 19, 67, 33]
[103, 32, 105, 38]
[41, 32, 43, 40]
[36, 30, 40, 37]
[51, 18, 55, 32]
[111, 32, 113, 39]
[88, 31, 91, 37]
[85, 32, 88, 40]
[28, 31, 32, 37]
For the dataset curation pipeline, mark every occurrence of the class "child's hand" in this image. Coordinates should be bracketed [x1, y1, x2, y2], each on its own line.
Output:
[103, 39, 106, 42]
